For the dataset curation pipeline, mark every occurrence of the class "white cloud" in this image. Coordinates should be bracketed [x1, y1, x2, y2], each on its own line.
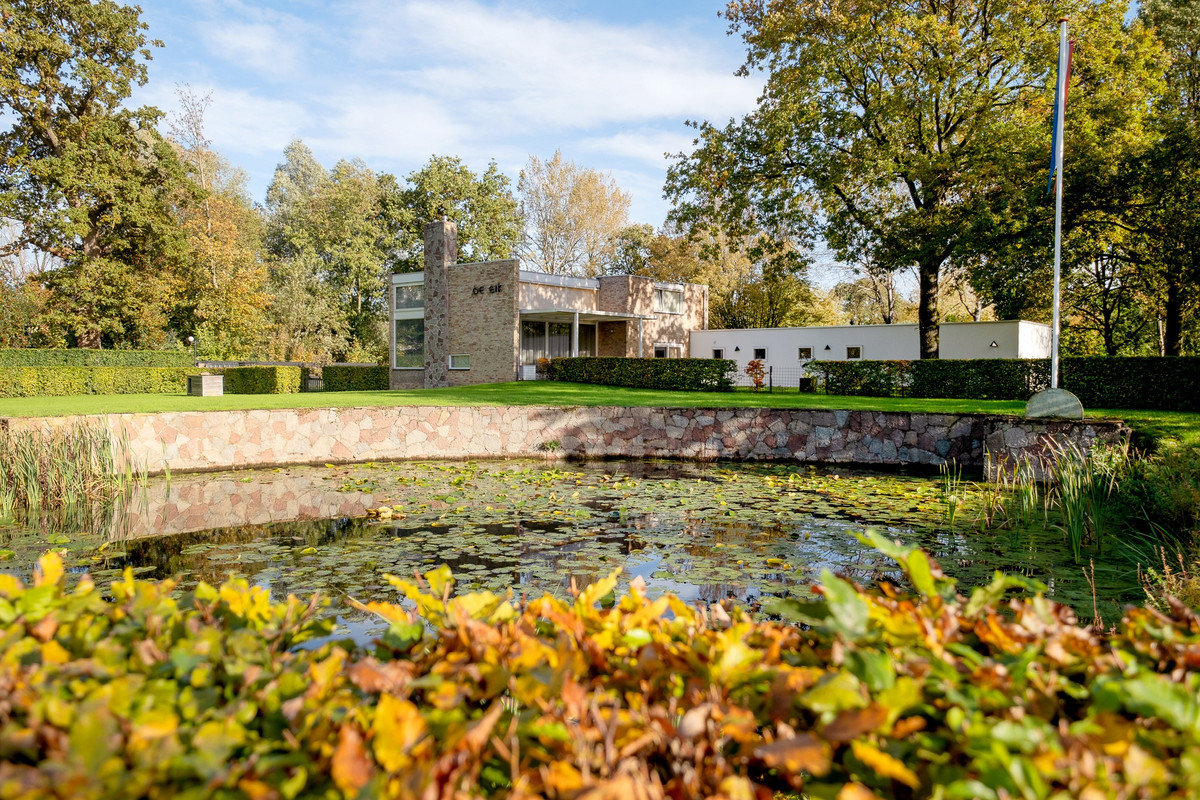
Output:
[575, 129, 698, 168]
[200, 21, 304, 78]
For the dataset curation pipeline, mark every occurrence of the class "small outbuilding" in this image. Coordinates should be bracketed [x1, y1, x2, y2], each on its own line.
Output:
[690, 320, 1052, 385]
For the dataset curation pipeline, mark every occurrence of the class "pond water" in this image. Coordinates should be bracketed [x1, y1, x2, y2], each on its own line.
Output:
[0, 459, 1143, 637]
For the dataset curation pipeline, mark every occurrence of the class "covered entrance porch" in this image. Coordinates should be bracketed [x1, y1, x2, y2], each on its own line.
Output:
[518, 309, 651, 379]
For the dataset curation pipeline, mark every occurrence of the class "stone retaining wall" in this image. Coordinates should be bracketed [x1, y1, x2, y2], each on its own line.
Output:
[1, 406, 1128, 478]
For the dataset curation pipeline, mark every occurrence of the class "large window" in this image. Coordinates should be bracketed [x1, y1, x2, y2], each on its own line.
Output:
[394, 284, 423, 310]
[521, 321, 596, 363]
[654, 287, 683, 314]
[394, 318, 424, 369]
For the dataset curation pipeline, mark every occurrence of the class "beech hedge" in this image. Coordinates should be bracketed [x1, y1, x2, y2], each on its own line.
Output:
[0, 366, 201, 398]
[0, 348, 192, 368]
[220, 366, 302, 394]
[546, 357, 736, 391]
[3, 535, 1200, 799]
[322, 365, 389, 391]
[808, 357, 1200, 410]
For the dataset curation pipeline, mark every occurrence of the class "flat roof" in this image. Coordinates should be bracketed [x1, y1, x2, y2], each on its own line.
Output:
[520, 308, 654, 323]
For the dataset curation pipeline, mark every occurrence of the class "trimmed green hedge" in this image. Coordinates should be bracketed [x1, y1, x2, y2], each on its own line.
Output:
[0, 366, 201, 398]
[546, 357, 736, 391]
[220, 366, 301, 394]
[807, 360, 912, 397]
[808, 357, 1199, 410]
[910, 359, 1050, 400]
[323, 365, 389, 391]
[1063, 356, 1200, 411]
[0, 348, 192, 367]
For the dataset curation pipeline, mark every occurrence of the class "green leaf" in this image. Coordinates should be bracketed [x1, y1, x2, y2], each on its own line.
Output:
[819, 568, 869, 639]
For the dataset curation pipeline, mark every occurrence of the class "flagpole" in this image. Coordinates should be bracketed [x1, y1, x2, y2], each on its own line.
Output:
[1050, 18, 1067, 390]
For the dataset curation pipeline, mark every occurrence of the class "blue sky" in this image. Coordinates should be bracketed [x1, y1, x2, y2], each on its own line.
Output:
[130, 0, 763, 226]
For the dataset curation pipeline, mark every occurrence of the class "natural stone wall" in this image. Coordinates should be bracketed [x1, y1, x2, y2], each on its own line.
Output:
[2, 407, 1128, 478]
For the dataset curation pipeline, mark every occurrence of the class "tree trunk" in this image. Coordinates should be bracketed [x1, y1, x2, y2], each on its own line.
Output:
[917, 258, 940, 359]
[1164, 278, 1185, 356]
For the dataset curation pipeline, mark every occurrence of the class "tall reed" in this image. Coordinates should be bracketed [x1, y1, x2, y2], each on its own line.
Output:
[0, 423, 143, 513]
[1044, 441, 1128, 563]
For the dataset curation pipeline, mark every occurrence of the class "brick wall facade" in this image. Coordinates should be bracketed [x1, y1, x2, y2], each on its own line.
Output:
[445, 260, 520, 385]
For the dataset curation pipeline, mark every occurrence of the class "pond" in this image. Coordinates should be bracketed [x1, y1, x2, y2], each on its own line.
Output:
[0, 459, 1143, 638]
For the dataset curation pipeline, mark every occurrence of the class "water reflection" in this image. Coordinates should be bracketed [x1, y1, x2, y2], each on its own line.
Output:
[0, 459, 1143, 641]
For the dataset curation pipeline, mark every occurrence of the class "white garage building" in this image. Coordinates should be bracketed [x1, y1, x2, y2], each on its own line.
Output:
[690, 320, 1051, 385]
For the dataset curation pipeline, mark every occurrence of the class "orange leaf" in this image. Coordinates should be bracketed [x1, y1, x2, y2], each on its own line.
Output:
[823, 704, 888, 743]
[755, 733, 832, 777]
[838, 782, 883, 800]
[331, 725, 373, 795]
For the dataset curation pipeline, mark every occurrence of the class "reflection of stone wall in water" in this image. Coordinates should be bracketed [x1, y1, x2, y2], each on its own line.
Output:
[106, 472, 389, 540]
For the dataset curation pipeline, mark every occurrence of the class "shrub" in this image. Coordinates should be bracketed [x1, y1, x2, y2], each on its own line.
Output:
[807, 360, 911, 396]
[0, 366, 201, 398]
[744, 359, 766, 391]
[1062, 356, 1200, 412]
[546, 357, 736, 391]
[221, 366, 301, 394]
[6, 537, 1200, 798]
[911, 358, 1048, 400]
[323, 364, 389, 391]
[0, 348, 192, 367]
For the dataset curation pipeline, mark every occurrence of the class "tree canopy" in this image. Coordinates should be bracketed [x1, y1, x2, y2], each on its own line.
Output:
[667, 0, 1160, 358]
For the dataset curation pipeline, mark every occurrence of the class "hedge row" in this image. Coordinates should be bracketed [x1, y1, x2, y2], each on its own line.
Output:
[547, 357, 736, 391]
[807, 357, 1200, 410]
[1065, 356, 1200, 411]
[323, 364, 389, 391]
[220, 366, 301, 394]
[0, 366, 200, 398]
[0, 348, 192, 368]
[4, 538, 1200, 798]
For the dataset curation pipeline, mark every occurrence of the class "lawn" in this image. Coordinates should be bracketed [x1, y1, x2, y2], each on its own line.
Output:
[0, 381, 1195, 447]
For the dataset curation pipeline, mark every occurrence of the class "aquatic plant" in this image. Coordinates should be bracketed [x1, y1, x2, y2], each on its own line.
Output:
[938, 460, 963, 527]
[0, 422, 144, 513]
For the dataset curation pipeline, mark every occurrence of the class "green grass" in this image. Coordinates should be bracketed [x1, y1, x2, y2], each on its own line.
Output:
[0, 382, 1195, 447]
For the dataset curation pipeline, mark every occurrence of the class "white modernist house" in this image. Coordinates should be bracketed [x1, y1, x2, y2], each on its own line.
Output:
[690, 320, 1052, 383]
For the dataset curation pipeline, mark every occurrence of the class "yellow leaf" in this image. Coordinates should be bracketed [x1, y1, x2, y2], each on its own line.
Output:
[545, 760, 584, 793]
[35, 551, 64, 588]
[372, 694, 427, 772]
[850, 741, 919, 789]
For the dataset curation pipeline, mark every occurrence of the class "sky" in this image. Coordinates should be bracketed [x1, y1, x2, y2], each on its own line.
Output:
[130, 0, 765, 227]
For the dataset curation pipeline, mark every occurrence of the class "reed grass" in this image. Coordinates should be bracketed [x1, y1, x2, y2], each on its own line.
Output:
[0, 423, 144, 513]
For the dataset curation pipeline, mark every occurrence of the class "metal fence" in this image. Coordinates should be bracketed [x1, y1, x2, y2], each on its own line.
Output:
[728, 365, 819, 393]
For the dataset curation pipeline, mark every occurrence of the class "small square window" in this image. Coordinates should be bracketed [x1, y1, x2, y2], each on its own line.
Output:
[712, 349, 724, 359]
[798, 347, 812, 360]
[449, 354, 471, 370]
[654, 347, 668, 358]
[846, 346, 862, 360]
[753, 348, 767, 360]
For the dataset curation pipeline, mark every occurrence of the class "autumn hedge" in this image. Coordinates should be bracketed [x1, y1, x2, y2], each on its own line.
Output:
[3, 533, 1199, 798]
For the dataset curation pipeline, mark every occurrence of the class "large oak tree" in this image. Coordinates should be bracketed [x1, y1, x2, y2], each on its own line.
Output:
[668, 0, 1155, 358]
[0, 0, 189, 347]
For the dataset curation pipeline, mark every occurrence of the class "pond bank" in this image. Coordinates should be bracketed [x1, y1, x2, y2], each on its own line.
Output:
[1, 405, 1128, 478]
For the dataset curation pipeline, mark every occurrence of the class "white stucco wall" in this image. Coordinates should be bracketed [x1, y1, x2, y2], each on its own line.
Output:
[690, 320, 1051, 376]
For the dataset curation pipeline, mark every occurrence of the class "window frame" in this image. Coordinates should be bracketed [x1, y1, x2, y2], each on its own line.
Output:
[846, 345, 863, 360]
[753, 347, 767, 360]
[448, 354, 471, 370]
[798, 347, 812, 360]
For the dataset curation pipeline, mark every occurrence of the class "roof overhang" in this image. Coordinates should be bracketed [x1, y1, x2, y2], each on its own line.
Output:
[519, 308, 653, 324]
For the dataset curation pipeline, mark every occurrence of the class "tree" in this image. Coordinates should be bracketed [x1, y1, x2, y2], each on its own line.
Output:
[517, 151, 631, 277]
[396, 156, 521, 271]
[667, 0, 1157, 358]
[168, 86, 269, 359]
[1131, 0, 1200, 355]
[0, 0, 190, 347]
